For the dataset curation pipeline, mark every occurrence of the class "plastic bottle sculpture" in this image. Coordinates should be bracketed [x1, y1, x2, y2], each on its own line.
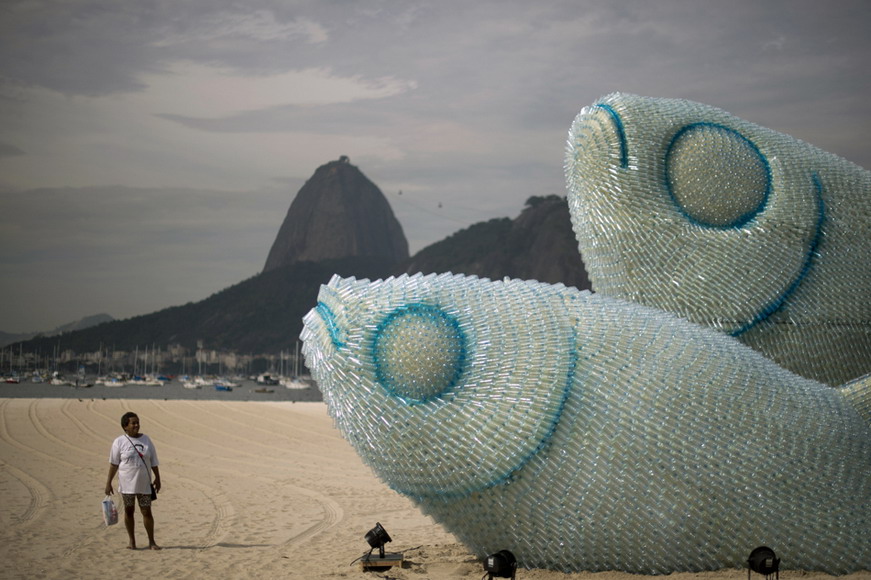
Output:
[565, 93, 871, 386]
[300, 272, 871, 574]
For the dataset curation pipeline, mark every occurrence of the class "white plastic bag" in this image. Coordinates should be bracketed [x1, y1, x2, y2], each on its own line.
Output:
[102, 495, 118, 526]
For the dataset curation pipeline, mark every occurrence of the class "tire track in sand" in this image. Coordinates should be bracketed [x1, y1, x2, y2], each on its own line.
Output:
[0, 460, 51, 525]
[61, 399, 111, 445]
[148, 401, 344, 549]
[177, 475, 237, 548]
[277, 482, 343, 550]
[27, 399, 97, 463]
[214, 402, 349, 548]
[0, 399, 78, 469]
[152, 400, 337, 465]
[203, 401, 346, 549]
[158, 401, 346, 547]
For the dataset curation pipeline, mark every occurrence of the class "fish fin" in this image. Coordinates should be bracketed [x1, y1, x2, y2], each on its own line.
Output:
[839, 373, 871, 424]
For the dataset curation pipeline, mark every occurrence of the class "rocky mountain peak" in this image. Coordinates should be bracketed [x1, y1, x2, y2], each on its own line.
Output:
[263, 157, 409, 272]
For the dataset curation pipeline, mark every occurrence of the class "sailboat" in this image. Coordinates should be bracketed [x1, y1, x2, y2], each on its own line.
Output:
[282, 341, 309, 389]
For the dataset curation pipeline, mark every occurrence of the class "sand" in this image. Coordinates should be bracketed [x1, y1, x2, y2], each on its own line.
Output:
[1, 398, 868, 580]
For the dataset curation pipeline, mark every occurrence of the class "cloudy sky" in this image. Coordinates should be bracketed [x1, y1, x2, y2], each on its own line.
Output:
[1, 0, 870, 334]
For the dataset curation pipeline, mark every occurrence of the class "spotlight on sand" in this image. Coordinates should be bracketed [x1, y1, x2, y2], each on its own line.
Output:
[364, 522, 391, 558]
[359, 522, 402, 572]
[484, 550, 517, 579]
[748, 546, 779, 580]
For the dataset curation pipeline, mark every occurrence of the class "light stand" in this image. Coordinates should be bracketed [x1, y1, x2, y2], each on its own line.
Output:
[748, 546, 780, 580]
[364, 522, 391, 559]
[360, 522, 402, 572]
[483, 549, 517, 580]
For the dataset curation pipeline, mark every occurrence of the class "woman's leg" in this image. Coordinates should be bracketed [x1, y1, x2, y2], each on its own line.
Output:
[140, 505, 160, 550]
[122, 495, 136, 549]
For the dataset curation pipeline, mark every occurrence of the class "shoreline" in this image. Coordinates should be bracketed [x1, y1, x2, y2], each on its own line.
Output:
[0, 377, 323, 402]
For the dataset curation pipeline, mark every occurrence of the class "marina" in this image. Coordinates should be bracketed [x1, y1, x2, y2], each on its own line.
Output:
[0, 374, 322, 402]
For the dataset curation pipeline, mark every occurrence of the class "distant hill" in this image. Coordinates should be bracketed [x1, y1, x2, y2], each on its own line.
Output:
[55, 313, 116, 334]
[397, 195, 590, 290]
[263, 156, 408, 272]
[0, 313, 114, 348]
[17, 257, 395, 354]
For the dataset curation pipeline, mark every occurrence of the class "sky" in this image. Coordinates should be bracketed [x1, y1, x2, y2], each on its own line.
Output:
[1, 0, 870, 334]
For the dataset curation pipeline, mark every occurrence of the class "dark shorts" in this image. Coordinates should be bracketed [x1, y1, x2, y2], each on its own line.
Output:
[121, 493, 153, 509]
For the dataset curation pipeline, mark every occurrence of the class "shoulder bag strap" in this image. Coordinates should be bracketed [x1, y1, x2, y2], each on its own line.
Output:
[124, 435, 151, 471]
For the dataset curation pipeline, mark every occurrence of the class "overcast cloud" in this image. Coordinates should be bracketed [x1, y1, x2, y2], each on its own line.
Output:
[1, 0, 870, 333]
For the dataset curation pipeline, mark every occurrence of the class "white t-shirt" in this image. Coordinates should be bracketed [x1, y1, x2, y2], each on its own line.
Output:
[109, 433, 159, 495]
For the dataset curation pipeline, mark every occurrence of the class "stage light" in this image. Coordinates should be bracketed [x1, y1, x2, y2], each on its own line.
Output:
[364, 522, 392, 559]
[748, 546, 779, 580]
[484, 549, 517, 579]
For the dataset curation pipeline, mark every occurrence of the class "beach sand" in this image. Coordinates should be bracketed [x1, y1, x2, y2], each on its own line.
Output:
[1, 398, 868, 580]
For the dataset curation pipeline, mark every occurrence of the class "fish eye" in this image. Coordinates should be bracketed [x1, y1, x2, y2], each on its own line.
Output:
[665, 122, 770, 228]
[373, 304, 466, 404]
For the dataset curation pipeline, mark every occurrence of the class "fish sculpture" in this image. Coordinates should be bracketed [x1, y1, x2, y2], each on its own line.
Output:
[301, 272, 871, 574]
[565, 93, 871, 386]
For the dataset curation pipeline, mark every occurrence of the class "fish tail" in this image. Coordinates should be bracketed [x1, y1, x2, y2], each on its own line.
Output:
[840, 373, 871, 424]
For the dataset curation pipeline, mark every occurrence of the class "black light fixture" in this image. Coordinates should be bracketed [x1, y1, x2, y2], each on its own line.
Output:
[364, 522, 392, 559]
[748, 546, 780, 580]
[483, 549, 517, 580]
[357, 522, 402, 572]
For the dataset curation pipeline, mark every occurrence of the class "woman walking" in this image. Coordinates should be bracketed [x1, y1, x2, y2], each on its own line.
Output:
[105, 411, 162, 550]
